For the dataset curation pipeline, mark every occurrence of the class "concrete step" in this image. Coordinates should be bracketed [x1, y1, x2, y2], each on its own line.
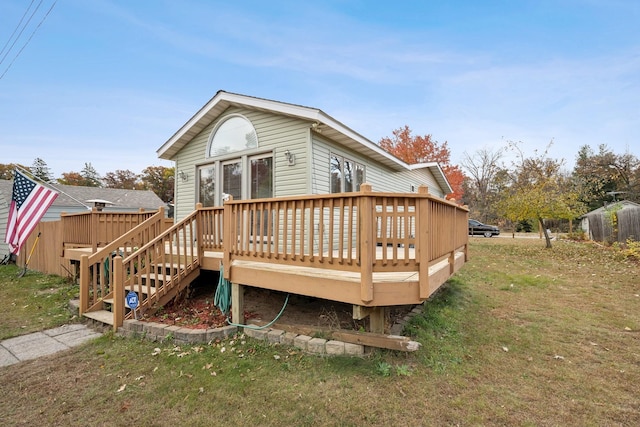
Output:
[83, 310, 114, 325]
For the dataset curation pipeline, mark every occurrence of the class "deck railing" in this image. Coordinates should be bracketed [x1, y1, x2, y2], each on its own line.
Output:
[218, 184, 468, 302]
[78, 185, 468, 329]
[79, 208, 167, 314]
[62, 208, 161, 253]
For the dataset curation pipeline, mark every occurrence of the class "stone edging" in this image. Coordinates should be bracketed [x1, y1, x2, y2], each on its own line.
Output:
[117, 320, 366, 356]
[112, 303, 427, 356]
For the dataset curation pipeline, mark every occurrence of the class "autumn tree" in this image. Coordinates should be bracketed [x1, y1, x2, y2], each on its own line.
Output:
[57, 172, 86, 186]
[0, 163, 29, 180]
[140, 166, 174, 202]
[57, 163, 102, 187]
[498, 141, 585, 248]
[104, 169, 140, 189]
[378, 125, 465, 201]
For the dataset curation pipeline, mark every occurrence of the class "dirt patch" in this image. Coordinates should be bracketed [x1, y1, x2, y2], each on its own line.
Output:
[141, 271, 413, 333]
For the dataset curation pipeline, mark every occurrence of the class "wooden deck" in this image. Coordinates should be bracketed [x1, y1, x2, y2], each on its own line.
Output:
[72, 184, 469, 334]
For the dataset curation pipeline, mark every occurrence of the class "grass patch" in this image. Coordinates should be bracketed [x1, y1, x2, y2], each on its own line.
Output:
[1, 238, 639, 425]
[0, 264, 79, 339]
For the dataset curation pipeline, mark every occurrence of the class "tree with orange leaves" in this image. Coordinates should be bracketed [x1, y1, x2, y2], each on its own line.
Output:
[379, 125, 465, 201]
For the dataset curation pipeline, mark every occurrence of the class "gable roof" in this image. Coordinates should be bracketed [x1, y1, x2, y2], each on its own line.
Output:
[0, 179, 164, 210]
[582, 200, 640, 217]
[157, 90, 453, 194]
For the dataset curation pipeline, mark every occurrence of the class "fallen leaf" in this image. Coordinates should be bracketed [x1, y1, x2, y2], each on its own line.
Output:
[135, 375, 145, 381]
[151, 348, 161, 356]
[554, 355, 565, 360]
[117, 384, 127, 393]
[502, 346, 509, 352]
[624, 327, 632, 331]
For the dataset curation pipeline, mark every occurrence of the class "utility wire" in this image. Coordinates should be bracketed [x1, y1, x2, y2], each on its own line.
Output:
[0, 0, 36, 59]
[0, 0, 57, 81]
[0, 0, 44, 67]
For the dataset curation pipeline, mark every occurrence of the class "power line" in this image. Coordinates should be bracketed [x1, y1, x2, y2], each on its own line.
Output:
[0, 0, 44, 67]
[0, 0, 57, 81]
[0, 0, 37, 59]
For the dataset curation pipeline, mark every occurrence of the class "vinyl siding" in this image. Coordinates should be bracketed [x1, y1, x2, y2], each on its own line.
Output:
[172, 107, 312, 220]
[310, 136, 444, 197]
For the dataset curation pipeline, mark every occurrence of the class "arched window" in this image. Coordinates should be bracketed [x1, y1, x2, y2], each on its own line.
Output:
[208, 115, 258, 157]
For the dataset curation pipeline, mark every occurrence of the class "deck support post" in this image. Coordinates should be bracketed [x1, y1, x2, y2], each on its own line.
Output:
[369, 307, 386, 334]
[231, 282, 244, 325]
[417, 185, 430, 299]
[113, 256, 124, 331]
[79, 254, 89, 315]
[359, 183, 374, 303]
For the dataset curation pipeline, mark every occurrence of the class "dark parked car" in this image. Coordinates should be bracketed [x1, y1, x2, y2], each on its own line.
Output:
[468, 219, 500, 237]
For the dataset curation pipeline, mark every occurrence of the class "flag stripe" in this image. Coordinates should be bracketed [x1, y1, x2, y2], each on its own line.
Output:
[4, 170, 58, 254]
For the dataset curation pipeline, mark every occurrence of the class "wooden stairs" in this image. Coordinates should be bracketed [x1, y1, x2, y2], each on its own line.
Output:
[83, 259, 200, 326]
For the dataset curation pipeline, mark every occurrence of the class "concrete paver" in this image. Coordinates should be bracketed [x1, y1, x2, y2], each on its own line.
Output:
[0, 324, 102, 368]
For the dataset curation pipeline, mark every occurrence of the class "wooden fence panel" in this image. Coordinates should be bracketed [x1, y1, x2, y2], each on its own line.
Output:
[16, 220, 73, 277]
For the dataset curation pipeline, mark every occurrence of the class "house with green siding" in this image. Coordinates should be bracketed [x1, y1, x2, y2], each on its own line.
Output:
[157, 91, 452, 220]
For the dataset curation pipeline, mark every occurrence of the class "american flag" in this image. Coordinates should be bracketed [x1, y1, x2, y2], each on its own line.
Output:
[5, 170, 58, 254]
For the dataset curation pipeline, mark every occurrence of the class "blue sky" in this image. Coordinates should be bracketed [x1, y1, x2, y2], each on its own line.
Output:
[0, 0, 638, 178]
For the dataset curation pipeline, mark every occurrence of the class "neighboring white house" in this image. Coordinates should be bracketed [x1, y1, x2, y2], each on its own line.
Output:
[157, 90, 453, 220]
[0, 179, 165, 257]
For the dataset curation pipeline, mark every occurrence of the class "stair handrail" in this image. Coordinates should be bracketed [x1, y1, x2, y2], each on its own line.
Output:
[86, 207, 166, 266]
[111, 209, 202, 329]
[79, 208, 166, 315]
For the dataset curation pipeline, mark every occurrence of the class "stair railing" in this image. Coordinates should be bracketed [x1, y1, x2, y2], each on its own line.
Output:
[79, 208, 166, 315]
[111, 209, 203, 328]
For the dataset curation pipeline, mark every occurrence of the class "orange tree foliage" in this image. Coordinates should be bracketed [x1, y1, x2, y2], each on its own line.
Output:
[379, 125, 465, 201]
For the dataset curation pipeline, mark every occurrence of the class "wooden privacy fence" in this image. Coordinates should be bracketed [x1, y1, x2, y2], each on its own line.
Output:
[15, 220, 70, 277]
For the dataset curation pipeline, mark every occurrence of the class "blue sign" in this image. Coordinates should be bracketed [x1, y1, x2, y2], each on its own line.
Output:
[125, 291, 139, 309]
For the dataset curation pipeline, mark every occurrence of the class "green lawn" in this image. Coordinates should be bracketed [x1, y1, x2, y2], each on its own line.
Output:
[1, 238, 639, 426]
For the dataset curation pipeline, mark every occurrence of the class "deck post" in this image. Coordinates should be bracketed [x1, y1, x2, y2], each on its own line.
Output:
[359, 183, 374, 303]
[222, 199, 232, 280]
[195, 203, 204, 261]
[90, 208, 98, 253]
[231, 282, 244, 325]
[417, 185, 430, 299]
[113, 256, 124, 331]
[369, 306, 386, 334]
[79, 254, 89, 315]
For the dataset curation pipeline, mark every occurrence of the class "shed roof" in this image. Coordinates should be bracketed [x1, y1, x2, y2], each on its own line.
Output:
[582, 200, 640, 218]
[157, 90, 453, 195]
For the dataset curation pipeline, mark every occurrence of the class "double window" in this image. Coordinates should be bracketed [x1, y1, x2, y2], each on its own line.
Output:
[330, 153, 365, 193]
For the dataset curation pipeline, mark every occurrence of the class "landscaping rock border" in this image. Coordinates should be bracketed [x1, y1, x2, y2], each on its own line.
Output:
[84, 298, 426, 356]
[117, 319, 366, 356]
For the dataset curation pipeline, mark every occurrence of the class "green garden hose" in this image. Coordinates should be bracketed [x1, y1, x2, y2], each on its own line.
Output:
[214, 264, 289, 330]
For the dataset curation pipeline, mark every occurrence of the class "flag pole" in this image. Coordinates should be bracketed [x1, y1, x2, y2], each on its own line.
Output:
[14, 166, 92, 210]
